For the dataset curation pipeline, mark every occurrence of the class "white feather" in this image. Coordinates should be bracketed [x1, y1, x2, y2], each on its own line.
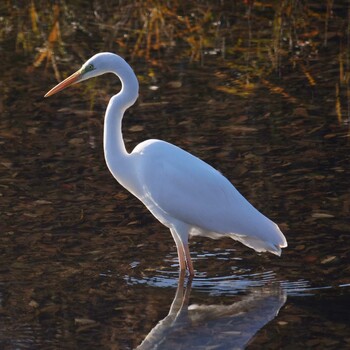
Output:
[132, 139, 287, 255]
[46, 52, 287, 274]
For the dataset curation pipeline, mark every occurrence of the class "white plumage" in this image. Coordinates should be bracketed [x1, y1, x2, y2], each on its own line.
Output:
[45, 52, 287, 275]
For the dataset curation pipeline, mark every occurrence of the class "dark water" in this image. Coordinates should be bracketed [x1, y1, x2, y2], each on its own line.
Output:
[1, 1, 350, 349]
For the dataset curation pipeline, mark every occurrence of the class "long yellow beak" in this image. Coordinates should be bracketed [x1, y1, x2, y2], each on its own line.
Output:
[44, 70, 82, 97]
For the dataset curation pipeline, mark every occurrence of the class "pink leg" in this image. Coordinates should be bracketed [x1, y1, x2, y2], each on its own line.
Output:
[171, 229, 186, 272]
[176, 240, 186, 272]
[183, 243, 194, 276]
[171, 227, 194, 276]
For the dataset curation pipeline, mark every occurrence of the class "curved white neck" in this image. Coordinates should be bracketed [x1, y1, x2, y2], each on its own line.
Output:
[103, 56, 139, 187]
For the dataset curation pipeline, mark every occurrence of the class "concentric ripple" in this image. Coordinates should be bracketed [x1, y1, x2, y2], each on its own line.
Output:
[124, 248, 350, 296]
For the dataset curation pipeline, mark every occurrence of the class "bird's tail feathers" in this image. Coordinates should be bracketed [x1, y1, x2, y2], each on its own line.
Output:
[231, 232, 287, 256]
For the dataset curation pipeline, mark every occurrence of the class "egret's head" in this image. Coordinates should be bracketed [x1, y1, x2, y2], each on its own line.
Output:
[45, 53, 138, 101]
[45, 54, 107, 97]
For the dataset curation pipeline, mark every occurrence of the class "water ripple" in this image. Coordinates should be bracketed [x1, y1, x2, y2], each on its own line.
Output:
[123, 248, 350, 296]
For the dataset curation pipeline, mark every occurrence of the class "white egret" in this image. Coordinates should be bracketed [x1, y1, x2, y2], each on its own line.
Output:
[45, 52, 287, 276]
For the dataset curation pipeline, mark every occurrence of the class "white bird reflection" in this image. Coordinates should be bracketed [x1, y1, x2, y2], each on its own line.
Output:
[136, 272, 287, 350]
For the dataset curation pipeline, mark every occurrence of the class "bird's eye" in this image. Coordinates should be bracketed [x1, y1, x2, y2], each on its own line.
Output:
[83, 64, 94, 73]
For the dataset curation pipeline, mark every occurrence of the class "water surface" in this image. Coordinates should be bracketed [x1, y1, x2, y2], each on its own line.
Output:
[1, 1, 350, 349]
